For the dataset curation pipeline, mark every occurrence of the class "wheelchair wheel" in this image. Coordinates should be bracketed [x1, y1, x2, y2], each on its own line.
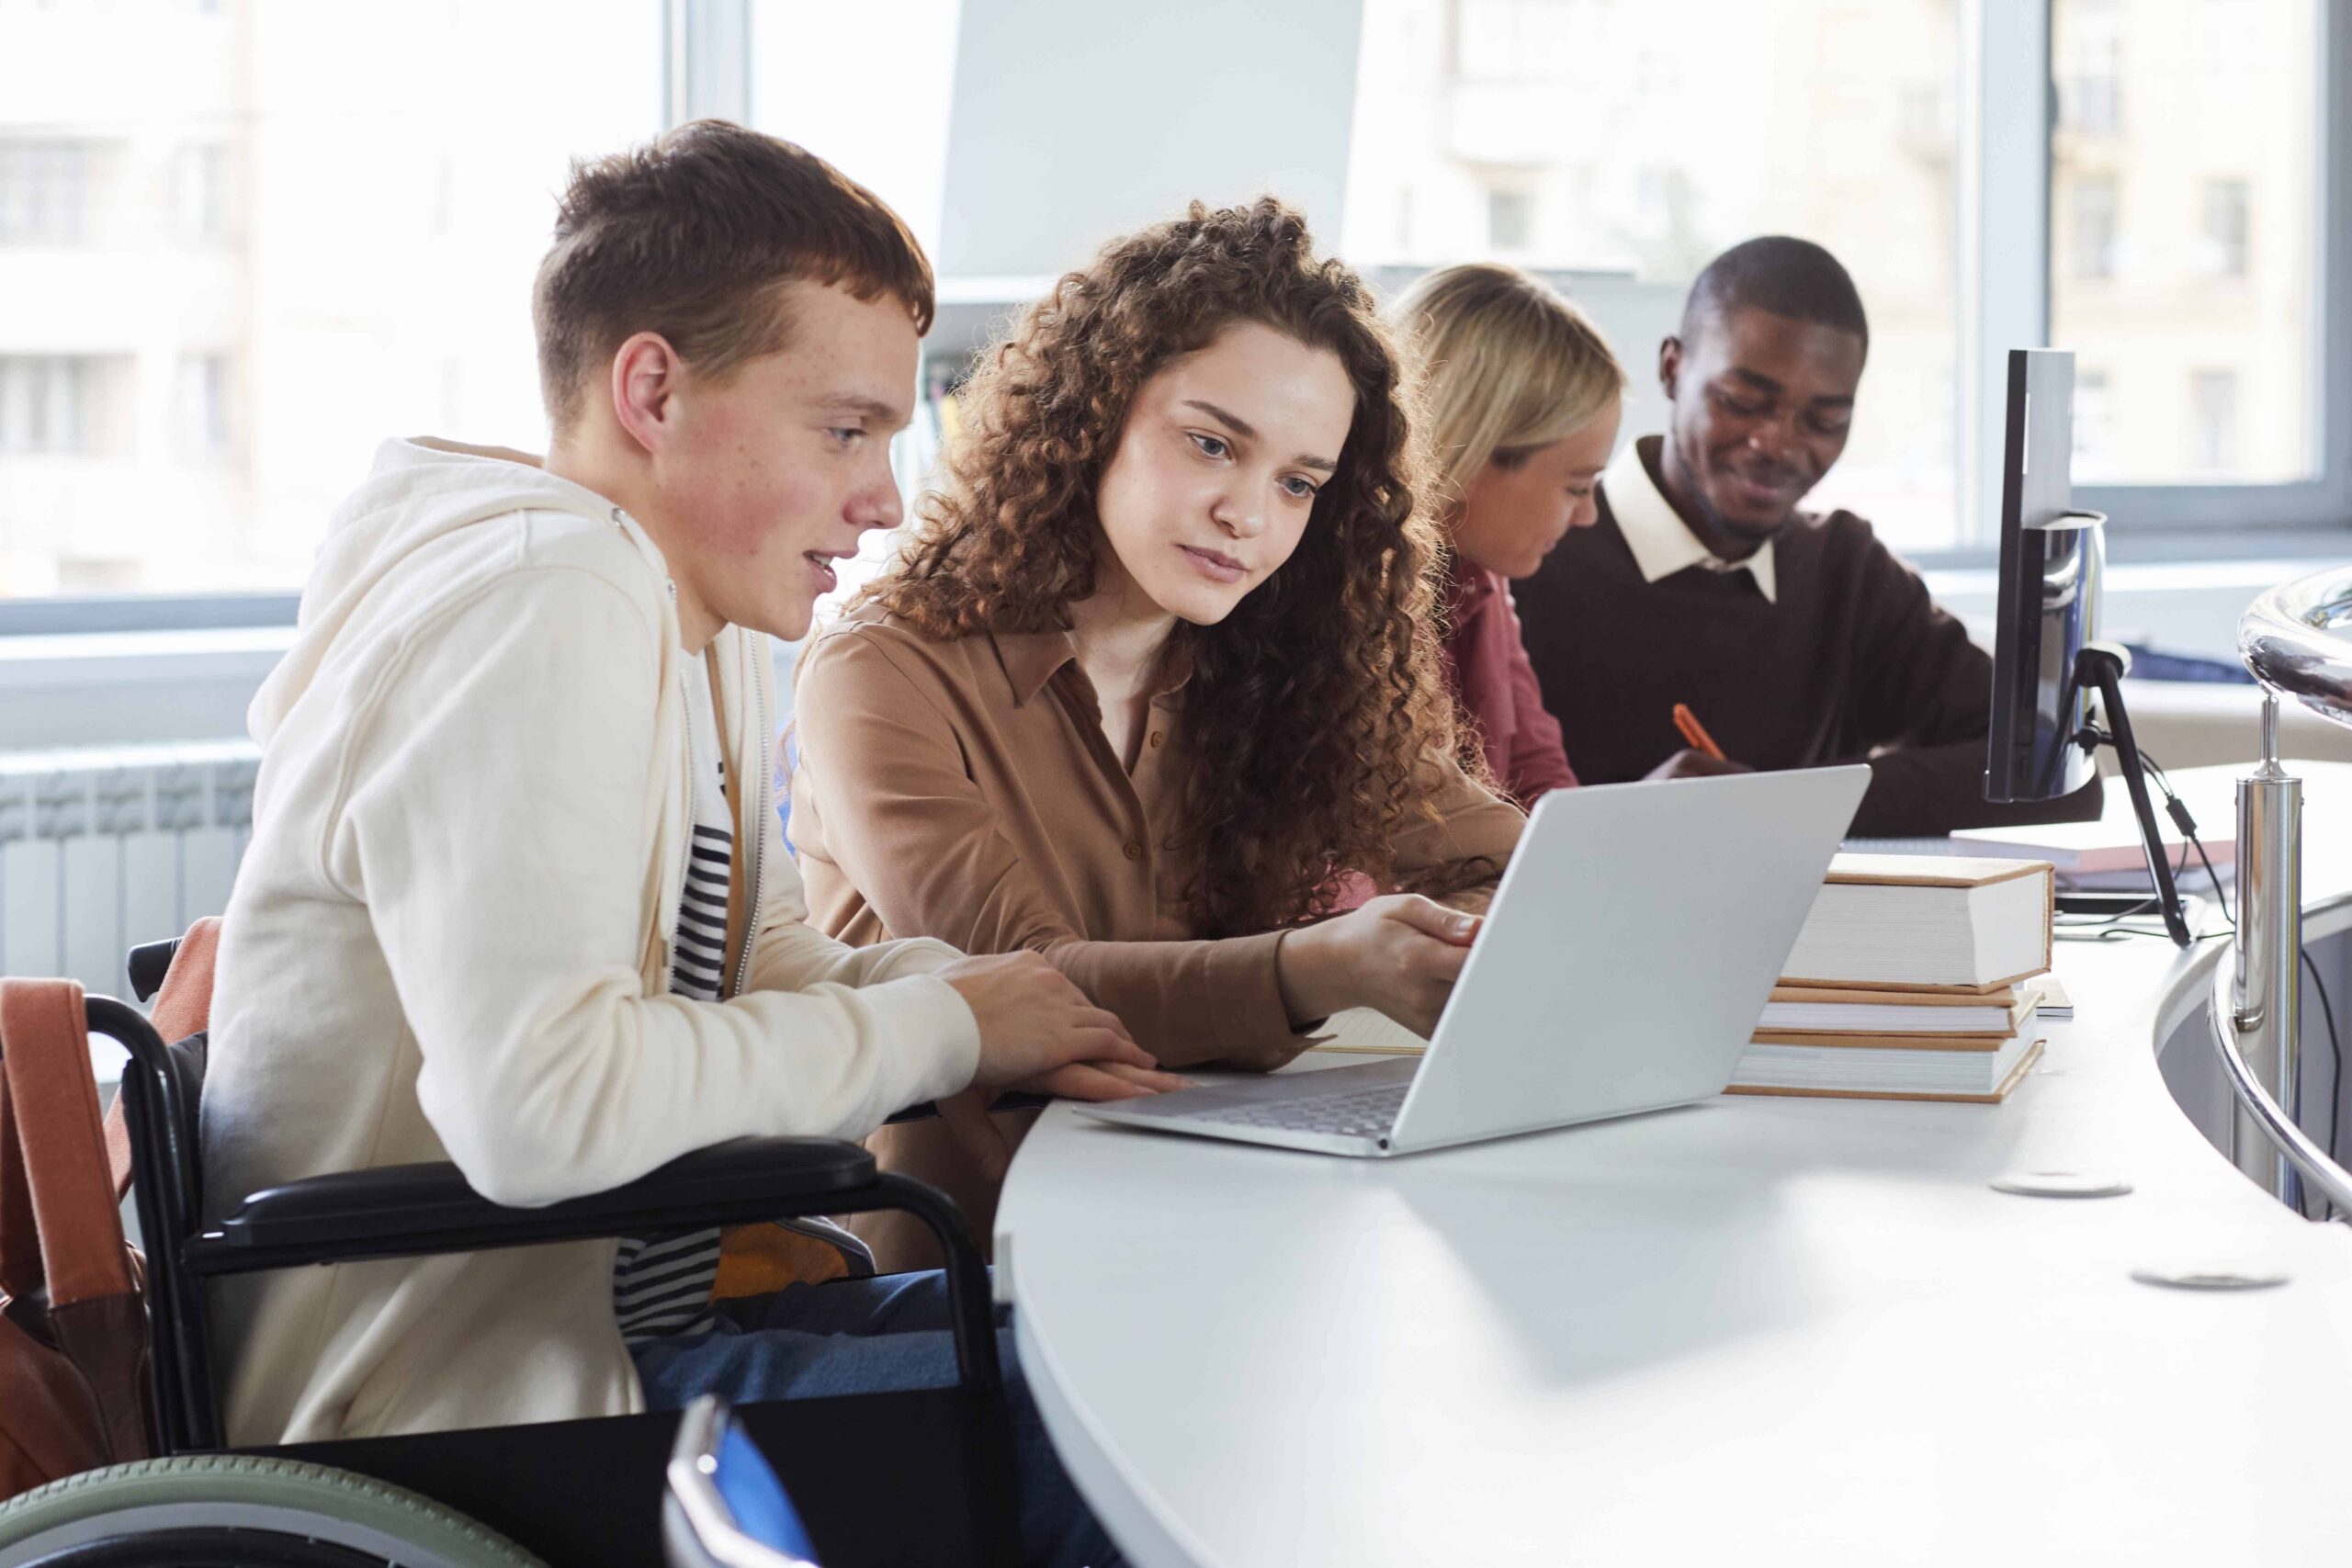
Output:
[0, 1455, 546, 1568]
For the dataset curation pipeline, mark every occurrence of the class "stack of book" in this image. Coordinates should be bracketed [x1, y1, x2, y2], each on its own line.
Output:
[1727, 855, 2056, 1104]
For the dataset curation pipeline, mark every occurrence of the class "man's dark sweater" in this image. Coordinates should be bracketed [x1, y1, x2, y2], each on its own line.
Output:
[1515, 441, 2102, 838]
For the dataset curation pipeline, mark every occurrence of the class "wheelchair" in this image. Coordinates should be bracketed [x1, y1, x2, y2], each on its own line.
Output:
[0, 939, 1023, 1567]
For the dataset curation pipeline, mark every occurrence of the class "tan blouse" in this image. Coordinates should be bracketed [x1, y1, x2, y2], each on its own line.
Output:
[790, 608, 1526, 1068]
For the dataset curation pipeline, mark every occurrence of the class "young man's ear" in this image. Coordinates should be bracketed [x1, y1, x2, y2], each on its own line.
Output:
[1657, 335, 1683, 402]
[608, 332, 684, 457]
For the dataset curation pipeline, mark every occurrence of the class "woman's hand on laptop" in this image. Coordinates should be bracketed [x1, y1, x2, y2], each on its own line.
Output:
[1277, 894, 1480, 1038]
[941, 951, 1167, 1095]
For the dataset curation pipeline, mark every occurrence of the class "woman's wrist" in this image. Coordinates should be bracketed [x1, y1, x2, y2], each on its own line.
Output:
[1276, 922, 1347, 1031]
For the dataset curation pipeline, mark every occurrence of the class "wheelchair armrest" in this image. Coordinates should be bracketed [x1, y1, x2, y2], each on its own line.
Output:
[192, 1135, 876, 1274]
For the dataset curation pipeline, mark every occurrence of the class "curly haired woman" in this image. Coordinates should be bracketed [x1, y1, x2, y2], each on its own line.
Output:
[787, 200, 1524, 1261]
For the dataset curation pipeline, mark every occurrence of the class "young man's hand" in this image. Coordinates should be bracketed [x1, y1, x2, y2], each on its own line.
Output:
[1276, 893, 1480, 1038]
[1013, 1059, 1193, 1101]
[939, 951, 1166, 1097]
[1645, 748, 1754, 782]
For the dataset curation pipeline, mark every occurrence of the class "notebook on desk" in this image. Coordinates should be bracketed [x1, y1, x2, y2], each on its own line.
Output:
[1079, 765, 1872, 1157]
[1849, 820, 2236, 889]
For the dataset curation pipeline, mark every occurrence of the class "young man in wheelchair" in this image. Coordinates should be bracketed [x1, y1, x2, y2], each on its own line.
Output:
[200, 120, 1171, 1566]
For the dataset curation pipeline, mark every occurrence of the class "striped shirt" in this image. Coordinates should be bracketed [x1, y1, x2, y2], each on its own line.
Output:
[613, 655, 731, 1344]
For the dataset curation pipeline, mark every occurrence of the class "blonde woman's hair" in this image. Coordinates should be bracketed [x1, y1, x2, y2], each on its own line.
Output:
[1392, 263, 1627, 513]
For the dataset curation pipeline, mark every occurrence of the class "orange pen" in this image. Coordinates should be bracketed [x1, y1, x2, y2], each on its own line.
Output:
[1671, 702, 1726, 761]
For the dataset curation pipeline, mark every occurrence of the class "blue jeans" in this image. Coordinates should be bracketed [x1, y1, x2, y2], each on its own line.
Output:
[631, 1271, 1120, 1568]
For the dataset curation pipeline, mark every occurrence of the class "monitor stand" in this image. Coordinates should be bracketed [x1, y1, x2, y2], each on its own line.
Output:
[2075, 645, 2193, 947]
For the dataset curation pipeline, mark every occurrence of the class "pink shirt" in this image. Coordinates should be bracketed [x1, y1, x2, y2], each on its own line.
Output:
[1442, 563, 1578, 806]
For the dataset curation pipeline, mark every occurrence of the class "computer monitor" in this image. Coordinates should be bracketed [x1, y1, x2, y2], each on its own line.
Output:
[1983, 346, 2189, 945]
[1985, 348, 2102, 804]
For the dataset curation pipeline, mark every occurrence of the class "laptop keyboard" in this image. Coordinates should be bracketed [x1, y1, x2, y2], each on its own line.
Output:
[1189, 1082, 1409, 1138]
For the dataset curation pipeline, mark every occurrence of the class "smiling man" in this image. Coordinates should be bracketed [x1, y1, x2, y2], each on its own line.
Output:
[1513, 236, 2101, 836]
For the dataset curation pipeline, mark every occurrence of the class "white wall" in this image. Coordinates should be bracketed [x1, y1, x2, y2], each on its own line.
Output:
[751, 0, 964, 258]
[933, 0, 1365, 279]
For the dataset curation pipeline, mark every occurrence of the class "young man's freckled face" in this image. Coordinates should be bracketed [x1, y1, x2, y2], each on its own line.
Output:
[1092, 321, 1358, 626]
[650, 280, 921, 642]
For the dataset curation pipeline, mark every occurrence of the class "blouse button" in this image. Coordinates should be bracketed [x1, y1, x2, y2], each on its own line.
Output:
[1148, 730, 1165, 749]
[1122, 840, 1144, 863]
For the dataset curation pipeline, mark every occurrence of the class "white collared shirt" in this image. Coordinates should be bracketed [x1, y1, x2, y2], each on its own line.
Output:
[1601, 436, 1779, 603]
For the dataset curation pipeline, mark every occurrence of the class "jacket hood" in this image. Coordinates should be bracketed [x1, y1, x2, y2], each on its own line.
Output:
[250, 438, 660, 743]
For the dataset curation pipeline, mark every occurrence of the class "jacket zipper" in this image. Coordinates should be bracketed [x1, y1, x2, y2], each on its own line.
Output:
[659, 574, 763, 999]
[668, 581, 696, 991]
[731, 635, 768, 1000]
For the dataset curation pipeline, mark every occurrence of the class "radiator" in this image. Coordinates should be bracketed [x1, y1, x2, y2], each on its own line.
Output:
[0, 742, 260, 1007]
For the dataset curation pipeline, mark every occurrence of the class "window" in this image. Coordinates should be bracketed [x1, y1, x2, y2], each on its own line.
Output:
[0, 141, 100, 244]
[2192, 0, 2261, 80]
[177, 353, 234, 458]
[2070, 175, 2119, 281]
[2052, 0, 2323, 488]
[1344, 0, 1963, 552]
[0, 1, 662, 599]
[173, 143, 234, 243]
[1485, 186, 1533, 253]
[2058, 0, 2123, 135]
[2201, 177, 2250, 279]
[1456, 0, 1582, 79]
[2191, 368, 2241, 472]
[2074, 367, 2118, 479]
[0, 358, 96, 455]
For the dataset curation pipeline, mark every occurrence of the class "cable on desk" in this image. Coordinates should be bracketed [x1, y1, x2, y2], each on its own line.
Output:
[2299, 949, 2343, 1192]
[2052, 828, 2203, 943]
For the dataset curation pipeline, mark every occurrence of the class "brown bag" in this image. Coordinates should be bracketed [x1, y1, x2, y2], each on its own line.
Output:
[0, 978, 153, 1502]
[102, 917, 220, 1200]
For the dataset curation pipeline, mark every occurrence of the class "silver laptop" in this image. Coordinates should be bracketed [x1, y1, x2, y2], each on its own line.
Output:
[1080, 764, 1871, 1157]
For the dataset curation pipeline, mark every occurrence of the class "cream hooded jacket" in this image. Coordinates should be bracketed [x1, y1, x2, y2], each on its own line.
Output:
[200, 439, 979, 1443]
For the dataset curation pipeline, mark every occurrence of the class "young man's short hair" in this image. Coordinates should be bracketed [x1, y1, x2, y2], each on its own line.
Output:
[533, 119, 935, 431]
[1681, 235, 1869, 355]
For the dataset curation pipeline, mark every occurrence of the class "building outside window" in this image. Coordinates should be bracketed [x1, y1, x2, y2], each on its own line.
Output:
[0, 0, 661, 597]
[2051, 0, 2319, 488]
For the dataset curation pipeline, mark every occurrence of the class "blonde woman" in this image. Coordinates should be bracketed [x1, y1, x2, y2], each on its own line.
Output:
[1393, 263, 1626, 805]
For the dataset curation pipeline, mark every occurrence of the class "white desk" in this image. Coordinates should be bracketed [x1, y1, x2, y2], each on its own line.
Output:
[996, 764, 2352, 1566]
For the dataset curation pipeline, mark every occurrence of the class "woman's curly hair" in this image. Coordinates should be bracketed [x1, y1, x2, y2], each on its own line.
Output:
[865, 197, 1471, 938]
